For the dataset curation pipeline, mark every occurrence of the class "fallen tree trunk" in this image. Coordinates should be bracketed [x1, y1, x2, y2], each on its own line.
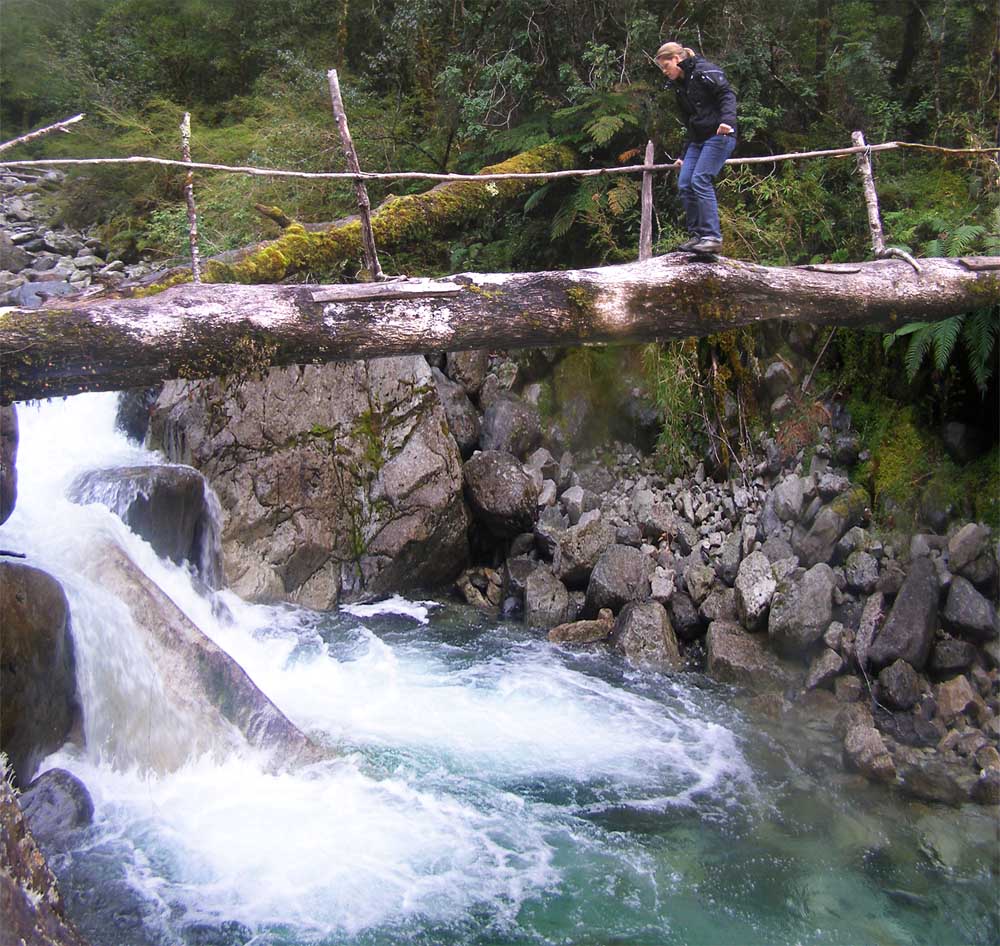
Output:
[1, 254, 996, 404]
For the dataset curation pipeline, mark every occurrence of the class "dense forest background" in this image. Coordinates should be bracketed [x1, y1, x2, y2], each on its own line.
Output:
[2, 0, 999, 525]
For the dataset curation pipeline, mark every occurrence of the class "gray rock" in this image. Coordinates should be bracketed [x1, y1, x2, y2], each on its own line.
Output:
[734, 550, 776, 632]
[585, 544, 654, 616]
[817, 473, 851, 499]
[835, 674, 864, 703]
[876, 558, 907, 596]
[0, 231, 31, 271]
[684, 562, 716, 605]
[525, 447, 559, 481]
[763, 359, 796, 400]
[549, 608, 613, 644]
[868, 557, 939, 671]
[578, 508, 601, 528]
[877, 659, 921, 710]
[934, 675, 977, 723]
[832, 432, 861, 466]
[553, 518, 617, 588]
[792, 487, 868, 567]
[0, 563, 80, 786]
[706, 620, 792, 691]
[431, 367, 480, 458]
[716, 530, 743, 586]
[806, 648, 844, 690]
[771, 393, 794, 421]
[941, 575, 999, 641]
[612, 601, 682, 670]
[700, 586, 738, 623]
[503, 557, 540, 602]
[561, 484, 600, 525]
[641, 501, 677, 542]
[534, 505, 569, 558]
[69, 464, 219, 583]
[668, 591, 705, 640]
[942, 421, 988, 463]
[445, 349, 489, 395]
[761, 535, 795, 564]
[20, 768, 93, 844]
[772, 475, 804, 521]
[464, 450, 538, 538]
[894, 748, 969, 805]
[844, 550, 879, 594]
[948, 522, 996, 587]
[843, 725, 895, 781]
[671, 517, 699, 555]
[479, 394, 541, 459]
[768, 563, 835, 654]
[929, 637, 977, 675]
[0, 403, 16, 525]
[853, 591, 886, 670]
[524, 566, 570, 628]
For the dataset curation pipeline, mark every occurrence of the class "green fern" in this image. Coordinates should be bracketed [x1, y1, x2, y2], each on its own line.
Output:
[963, 306, 1000, 393]
[930, 315, 963, 371]
[607, 178, 639, 216]
[945, 224, 987, 257]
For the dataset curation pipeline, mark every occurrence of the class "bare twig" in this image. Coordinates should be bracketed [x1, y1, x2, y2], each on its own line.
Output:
[639, 140, 655, 261]
[0, 113, 85, 154]
[180, 113, 202, 284]
[801, 328, 838, 395]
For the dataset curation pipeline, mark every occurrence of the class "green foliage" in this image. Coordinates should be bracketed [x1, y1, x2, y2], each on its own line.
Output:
[641, 341, 702, 474]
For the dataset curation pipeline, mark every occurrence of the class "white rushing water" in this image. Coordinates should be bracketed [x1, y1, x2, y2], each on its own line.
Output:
[3, 393, 755, 943]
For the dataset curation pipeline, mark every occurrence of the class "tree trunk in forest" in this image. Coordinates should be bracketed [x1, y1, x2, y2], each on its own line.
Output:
[2, 255, 996, 404]
[814, 0, 834, 116]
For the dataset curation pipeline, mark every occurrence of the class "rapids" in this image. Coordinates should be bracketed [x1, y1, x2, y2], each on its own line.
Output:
[2, 394, 996, 946]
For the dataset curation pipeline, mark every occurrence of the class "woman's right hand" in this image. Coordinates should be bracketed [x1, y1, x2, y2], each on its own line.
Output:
[671, 158, 683, 168]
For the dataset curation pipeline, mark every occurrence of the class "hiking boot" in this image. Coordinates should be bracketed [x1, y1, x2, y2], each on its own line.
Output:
[677, 237, 702, 251]
[691, 237, 722, 254]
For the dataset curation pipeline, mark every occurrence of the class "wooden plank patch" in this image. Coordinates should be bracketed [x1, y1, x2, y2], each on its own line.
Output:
[312, 281, 465, 303]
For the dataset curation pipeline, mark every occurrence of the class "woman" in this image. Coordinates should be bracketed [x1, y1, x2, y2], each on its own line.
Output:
[654, 42, 737, 254]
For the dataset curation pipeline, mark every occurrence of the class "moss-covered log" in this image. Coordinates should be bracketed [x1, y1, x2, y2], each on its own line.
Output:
[2, 255, 997, 404]
[133, 143, 577, 289]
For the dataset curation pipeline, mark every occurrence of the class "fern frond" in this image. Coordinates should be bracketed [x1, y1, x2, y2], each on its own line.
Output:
[884, 321, 928, 352]
[963, 306, 1000, 393]
[585, 114, 625, 145]
[945, 224, 986, 257]
[607, 178, 639, 216]
[551, 203, 577, 239]
[523, 184, 551, 214]
[929, 315, 963, 371]
[903, 325, 934, 381]
[921, 238, 944, 258]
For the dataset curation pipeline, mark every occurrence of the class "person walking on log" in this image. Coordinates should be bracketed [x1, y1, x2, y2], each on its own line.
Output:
[655, 41, 738, 255]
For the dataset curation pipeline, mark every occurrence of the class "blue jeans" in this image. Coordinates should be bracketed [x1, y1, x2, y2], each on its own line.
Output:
[677, 134, 736, 241]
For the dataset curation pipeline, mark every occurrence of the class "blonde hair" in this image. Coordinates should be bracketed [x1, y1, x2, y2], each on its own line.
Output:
[655, 42, 696, 62]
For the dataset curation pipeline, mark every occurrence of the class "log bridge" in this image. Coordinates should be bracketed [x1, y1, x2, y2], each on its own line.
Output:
[1, 253, 997, 404]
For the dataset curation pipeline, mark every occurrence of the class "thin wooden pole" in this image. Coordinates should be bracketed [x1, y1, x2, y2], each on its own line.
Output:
[0, 113, 85, 154]
[639, 140, 655, 261]
[180, 113, 202, 283]
[327, 69, 384, 281]
[852, 130, 922, 272]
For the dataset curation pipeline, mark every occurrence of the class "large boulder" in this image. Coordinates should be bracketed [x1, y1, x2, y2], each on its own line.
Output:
[734, 550, 776, 632]
[611, 601, 682, 671]
[69, 465, 220, 583]
[0, 403, 16, 525]
[867, 556, 939, 671]
[148, 360, 469, 608]
[705, 620, 792, 691]
[772, 475, 804, 522]
[0, 563, 80, 786]
[553, 518, 617, 588]
[479, 394, 541, 459]
[792, 487, 868, 567]
[549, 608, 614, 644]
[524, 566, 570, 629]
[0, 778, 91, 946]
[431, 368, 480, 458]
[584, 544, 654, 616]
[464, 450, 538, 538]
[19, 768, 94, 845]
[768, 563, 835, 655]
[941, 575, 999, 642]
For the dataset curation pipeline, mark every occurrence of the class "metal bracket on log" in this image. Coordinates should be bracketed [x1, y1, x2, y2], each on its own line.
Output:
[311, 280, 464, 303]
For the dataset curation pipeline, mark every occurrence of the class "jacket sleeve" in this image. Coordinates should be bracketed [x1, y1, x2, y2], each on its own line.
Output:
[698, 67, 738, 130]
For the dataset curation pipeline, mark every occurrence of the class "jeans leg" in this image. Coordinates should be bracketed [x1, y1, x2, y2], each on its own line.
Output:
[676, 141, 704, 236]
[689, 134, 736, 241]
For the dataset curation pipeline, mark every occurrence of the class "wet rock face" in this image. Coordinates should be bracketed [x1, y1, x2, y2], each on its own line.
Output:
[768, 563, 835, 655]
[479, 394, 542, 459]
[69, 465, 218, 582]
[20, 768, 94, 846]
[0, 563, 80, 786]
[0, 777, 91, 946]
[585, 544, 654, 616]
[148, 359, 468, 608]
[1, 403, 17, 525]
[868, 556, 939, 671]
[612, 600, 681, 671]
[431, 368, 480, 459]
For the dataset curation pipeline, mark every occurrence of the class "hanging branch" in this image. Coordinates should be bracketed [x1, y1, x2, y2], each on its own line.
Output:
[180, 113, 202, 284]
[852, 131, 921, 273]
[327, 69, 384, 281]
[639, 140, 655, 262]
[0, 113, 85, 154]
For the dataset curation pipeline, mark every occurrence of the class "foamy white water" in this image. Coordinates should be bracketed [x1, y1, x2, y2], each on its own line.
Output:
[4, 394, 995, 946]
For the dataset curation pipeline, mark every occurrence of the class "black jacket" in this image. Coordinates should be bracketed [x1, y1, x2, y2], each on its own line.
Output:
[667, 55, 738, 157]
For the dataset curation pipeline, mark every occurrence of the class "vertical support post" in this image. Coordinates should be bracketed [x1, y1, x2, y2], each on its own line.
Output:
[327, 68, 384, 281]
[852, 130, 886, 257]
[180, 112, 202, 283]
[639, 139, 655, 261]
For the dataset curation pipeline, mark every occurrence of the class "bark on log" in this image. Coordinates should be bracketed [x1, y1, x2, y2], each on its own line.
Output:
[1, 255, 996, 404]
